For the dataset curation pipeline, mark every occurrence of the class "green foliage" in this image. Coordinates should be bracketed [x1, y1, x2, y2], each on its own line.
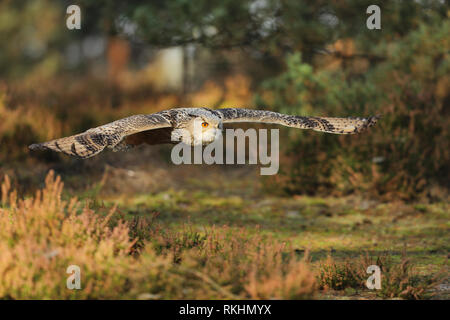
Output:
[0, 0, 66, 79]
[2, 0, 448, 78]
[80, 0, 448, 53]
[256, 18, 450, 199]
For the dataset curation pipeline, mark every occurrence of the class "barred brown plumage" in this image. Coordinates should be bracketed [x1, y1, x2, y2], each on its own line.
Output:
[29, 107, 380, 159]
[217, 108, 380, 134]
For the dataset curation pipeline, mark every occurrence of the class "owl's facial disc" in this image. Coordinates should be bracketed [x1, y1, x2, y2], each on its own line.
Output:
[171, 117, 222, 146]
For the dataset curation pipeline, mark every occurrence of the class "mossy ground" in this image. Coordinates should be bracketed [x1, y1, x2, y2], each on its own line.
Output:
[2, 146, 448, 299]
[76, 156, 449, 300]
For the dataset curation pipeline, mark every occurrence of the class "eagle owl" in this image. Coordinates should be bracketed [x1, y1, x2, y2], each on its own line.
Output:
[29, 108, 379, 159]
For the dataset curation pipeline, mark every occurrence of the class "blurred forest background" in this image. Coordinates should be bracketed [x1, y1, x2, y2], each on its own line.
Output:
[0, 0, 448, 299]
[0, 0, 449, 200]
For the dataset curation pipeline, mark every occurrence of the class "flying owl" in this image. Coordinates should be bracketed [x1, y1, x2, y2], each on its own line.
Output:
[29, 108, 379, 159]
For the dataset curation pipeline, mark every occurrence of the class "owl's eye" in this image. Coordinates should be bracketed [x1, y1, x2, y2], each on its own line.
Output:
[201, 122, 209, 128]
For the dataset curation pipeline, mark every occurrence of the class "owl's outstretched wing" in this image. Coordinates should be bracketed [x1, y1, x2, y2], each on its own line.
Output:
[29, 112, 172, 158]
[217, 108, 379, 134]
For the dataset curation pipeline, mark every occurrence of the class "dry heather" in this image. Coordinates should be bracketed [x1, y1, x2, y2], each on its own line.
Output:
[0, 73, 252, 165]
[0, 171, 316, 299]
[318, 252, 445, 299]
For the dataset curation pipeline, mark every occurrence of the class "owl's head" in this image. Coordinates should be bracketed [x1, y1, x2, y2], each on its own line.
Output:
[171, 109, 223, 146]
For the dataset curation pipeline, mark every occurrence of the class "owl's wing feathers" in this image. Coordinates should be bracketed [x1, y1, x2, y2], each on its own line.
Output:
[29, 113, 172, 158]
[217, 108, 379, 134]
